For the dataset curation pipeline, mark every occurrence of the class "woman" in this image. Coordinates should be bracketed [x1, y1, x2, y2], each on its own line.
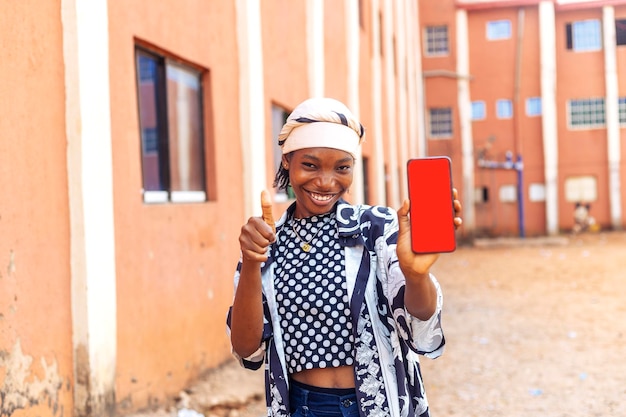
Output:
[227, 97, 462, 417]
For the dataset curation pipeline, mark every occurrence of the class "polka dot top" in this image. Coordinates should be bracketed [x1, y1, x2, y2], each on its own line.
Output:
[273, 212, 355, 375]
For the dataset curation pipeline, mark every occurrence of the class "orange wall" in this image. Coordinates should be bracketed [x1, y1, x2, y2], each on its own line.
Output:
[0, 1, 74, 416]
[421, 0, 466, 215]
[107, 1, 243, 413]
[555, 8, 611, 229]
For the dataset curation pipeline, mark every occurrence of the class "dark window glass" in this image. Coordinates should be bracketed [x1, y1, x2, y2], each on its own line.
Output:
[616, 19, 626, 46]
[135, 48, 208, 203]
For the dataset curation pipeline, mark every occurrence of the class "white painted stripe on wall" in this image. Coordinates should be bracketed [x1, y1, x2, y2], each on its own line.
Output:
[236, 0, 266, 219]
[395, 0, 409, 201]
[407, 0, 423, 159]
[539, 1, 559, 235]
[456, 9, 476, 235]
[345, 0, 365, 204]
[371, 0, 386, 205]
[603, 5, 622, 229]
[307, 0, 324, 98]
[62, 0, 117, 412]
[383, 0, 400, 208]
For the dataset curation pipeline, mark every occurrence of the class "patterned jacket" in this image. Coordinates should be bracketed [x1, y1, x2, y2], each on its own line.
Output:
[227, 200, 445, 417]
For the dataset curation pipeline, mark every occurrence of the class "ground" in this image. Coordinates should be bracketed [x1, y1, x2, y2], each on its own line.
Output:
[127, 230, 626, 417]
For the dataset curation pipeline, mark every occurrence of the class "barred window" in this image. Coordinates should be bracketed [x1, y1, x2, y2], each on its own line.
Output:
[429, 108, 453, 138]
[619, 97, 626, 124]
[568, 98, 605, 128]
[425, 25, 449, 56]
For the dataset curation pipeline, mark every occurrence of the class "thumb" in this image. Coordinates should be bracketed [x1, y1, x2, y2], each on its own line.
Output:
[260, 190, 276, 233]
[397, 199, 411, 236]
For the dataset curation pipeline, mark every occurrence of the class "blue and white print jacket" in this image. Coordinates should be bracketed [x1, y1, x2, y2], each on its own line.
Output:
[227, 200, 445, 417]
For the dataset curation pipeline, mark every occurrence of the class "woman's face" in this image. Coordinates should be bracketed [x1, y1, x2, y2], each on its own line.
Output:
[283, 147, 355, 218]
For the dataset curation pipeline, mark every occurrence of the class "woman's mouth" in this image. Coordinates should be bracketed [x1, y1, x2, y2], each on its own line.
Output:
[308, 191, 334, 202]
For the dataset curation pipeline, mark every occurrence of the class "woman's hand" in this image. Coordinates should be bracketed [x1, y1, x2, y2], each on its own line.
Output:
[396, 187, 463, 278]
[452, 188, 463, 229]
[396, 200, 439, 278]
[239, 190, 277, 263]
[239, 216, 276, 263]
[396, 188, 462, 320]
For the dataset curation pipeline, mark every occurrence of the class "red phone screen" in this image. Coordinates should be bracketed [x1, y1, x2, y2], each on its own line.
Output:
[407, 157, 456, 254]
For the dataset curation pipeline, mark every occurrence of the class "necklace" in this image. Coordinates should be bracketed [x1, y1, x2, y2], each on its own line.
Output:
[290, 215, 330, 252]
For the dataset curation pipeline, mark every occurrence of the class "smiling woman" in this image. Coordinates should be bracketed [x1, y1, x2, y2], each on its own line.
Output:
[226, 97, 463, 417]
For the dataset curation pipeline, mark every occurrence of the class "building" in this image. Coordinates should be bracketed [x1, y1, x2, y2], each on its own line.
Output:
[2, 1, 624, 416]
[0, 1, 434, 416]
[421, 0, 626, 237]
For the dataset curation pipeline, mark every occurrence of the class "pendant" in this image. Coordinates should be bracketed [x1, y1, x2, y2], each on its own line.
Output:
[301, 243, 312, 252]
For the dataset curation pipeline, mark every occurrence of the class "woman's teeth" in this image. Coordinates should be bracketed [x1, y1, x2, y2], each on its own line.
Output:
[310, 193, 332, 201]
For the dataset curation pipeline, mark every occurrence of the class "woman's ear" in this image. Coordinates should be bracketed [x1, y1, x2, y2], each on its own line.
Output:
[281, 155, 289, 170]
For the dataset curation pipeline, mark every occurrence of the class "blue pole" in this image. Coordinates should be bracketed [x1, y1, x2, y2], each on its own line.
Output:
[517, 154, 525, 238]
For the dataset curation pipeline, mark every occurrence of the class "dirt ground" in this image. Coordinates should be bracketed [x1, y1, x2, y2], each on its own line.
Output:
[131, 230, 626, 417]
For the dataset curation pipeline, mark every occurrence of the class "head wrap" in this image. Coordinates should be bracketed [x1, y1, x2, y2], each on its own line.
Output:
[278, 97, 365, 157]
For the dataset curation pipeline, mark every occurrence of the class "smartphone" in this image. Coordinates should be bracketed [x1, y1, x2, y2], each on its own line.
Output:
[406, 157, 456, 254]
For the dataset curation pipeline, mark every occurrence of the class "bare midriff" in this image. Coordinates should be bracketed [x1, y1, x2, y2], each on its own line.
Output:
[290, 365, 356, 388]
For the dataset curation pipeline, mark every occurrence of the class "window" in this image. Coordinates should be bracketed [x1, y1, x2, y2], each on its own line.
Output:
[499, 184, 517, 203]
[429, 108, 453, 138]
[526, 97, 542, 117]
[471, 101, 486, 120]
[617, 19, 626, 46]
[425, 25, 449, 56]
[529, 183, 546, 202]
[496, 99, 513, 119]
[271, 104, 293, 201]
[474, 186, 489, 203]
[135, 47, 209, 203]
[565, 176, 597, 202]
[619, 97, 626, 124]
[487, 20, 511, 40]
[566, 20, 602, 51]
[568, 98, 605, 128]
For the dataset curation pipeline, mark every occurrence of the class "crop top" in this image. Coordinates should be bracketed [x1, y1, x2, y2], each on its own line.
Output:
[273, 212, 355, 374]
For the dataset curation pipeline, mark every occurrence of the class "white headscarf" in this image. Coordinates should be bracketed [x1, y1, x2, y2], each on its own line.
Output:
[278, 97, 365, 158]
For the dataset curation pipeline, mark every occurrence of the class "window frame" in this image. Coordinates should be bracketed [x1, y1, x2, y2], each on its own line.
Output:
[486, 20, 512, 41]
[566, 19, 602, 52]
[496, 99, 513, 119]
[471, 101, 486, 121]
[617, 19, 626, 46]
[428, 107, 453, 139]
[567, 98, 606, 129]
[135, 46, 211, 204]
[526, 97, 542, 117]
[619, 97, 626, 125]
[424, 25, 449, 56]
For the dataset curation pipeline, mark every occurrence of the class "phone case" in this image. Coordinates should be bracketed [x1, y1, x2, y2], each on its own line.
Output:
[407, 157, 456, 254]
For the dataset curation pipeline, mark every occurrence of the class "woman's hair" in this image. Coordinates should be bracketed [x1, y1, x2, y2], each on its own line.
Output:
[273, 156, 290, 190]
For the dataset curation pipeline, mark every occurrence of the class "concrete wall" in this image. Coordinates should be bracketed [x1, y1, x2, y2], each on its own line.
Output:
[107, 1, 243, 413]
[0, 1, 74, 416]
